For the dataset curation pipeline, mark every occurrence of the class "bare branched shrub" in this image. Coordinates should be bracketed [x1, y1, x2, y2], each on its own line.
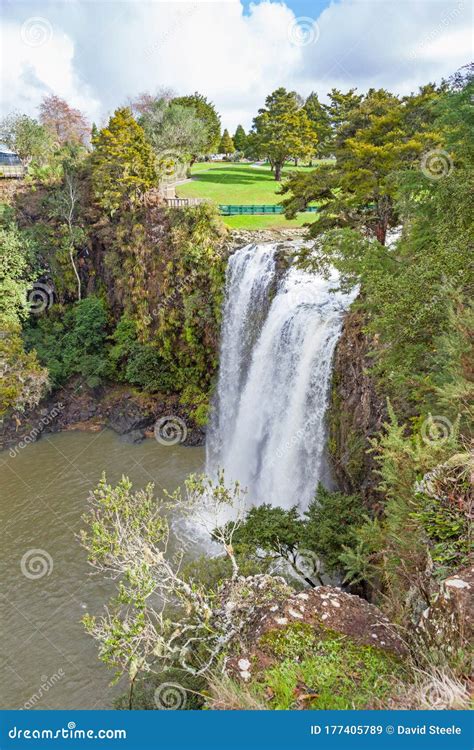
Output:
[80, 470, 246, 698]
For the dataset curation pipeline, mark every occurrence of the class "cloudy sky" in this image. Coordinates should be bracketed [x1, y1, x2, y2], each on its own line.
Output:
[1, 0, 472, 131]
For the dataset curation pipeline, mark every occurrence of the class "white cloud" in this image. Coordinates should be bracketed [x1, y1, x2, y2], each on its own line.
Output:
[1, 0, 472, 131]
[1, 18, 101, 122]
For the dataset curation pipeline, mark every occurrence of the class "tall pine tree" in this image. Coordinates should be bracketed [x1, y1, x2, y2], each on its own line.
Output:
[91, 108, 157, 215]
[233, 124, 247, 152]
[218, 129, 235, 156]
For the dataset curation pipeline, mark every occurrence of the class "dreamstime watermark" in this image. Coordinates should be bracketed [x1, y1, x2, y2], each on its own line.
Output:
[421, 149, 454, 180]
[20, 549, 53, 580]
[295, 548, 321, 581]
[421, 415, 454, 446]
[158, 149, 182, 179]
[288, 16, 320, 47]
[409, 1, 464, 60]
[267, 422, 314, 468]
[20, 17, 53, 47]
[21, 669, 65, 710]
[154, 682, 187, 709]
[27, 282, 54, 315]
[144, 3, 199, 60]
[9, 403, 64, 458]
[154, 415, 188, 445]
[285, 280, 324, 309]
[150, 270, 198, 320]
[408, 268, 465, 332]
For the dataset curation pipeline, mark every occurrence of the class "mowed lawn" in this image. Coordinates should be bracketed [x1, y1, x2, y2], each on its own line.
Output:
[177, 162, 313, 203]
[175, 161, 320, 229]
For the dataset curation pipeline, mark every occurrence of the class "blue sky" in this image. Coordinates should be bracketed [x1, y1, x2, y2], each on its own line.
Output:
[2, 0, 472, 130]
[241, 0, 330, 16]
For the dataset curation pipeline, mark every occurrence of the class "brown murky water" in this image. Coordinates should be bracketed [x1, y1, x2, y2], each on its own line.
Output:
[0, 429, 205, 709]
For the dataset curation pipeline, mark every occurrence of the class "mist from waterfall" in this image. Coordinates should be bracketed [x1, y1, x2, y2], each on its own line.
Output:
[206, 242, 356, 511]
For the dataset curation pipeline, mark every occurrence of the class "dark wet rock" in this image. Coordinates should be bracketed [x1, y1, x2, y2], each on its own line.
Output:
[0, 380, 205, 451]
[119, 429, 146, 444]
[107, 400, 154, 435]
[328, 306, 386, 507]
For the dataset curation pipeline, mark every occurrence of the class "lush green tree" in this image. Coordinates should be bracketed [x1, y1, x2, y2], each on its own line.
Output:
[0, 222, 32, 325]
[282, 87, 441, 244]
[233, 124, 247, 152]
[125, 343, 175, 393]
[0, 113, 52, 166]
[0, 218, 48, 415]
[91, 108, 157, 214]
[172, 93, 221, 153]
[140, 100, 209, 169]
[302, 485, 366, 575]
[26, 296, 110, 387]
[0, 325, 49, 417]
[219, 504, 322, 586]
[218, 128, 235, 156]
[304, 92, 332, 157]
[251, 88, 315, 179]
[324, 87, 363, 150]
[61, 296, 110, 386]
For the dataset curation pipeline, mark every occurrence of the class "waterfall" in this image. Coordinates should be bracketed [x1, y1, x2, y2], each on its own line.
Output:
[206, 242, 355, 511]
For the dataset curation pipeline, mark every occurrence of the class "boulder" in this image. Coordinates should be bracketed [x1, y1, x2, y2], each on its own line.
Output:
[416, 565, 474, 653]
[214, 575, 407, 708]
[107, 400, 154, 435]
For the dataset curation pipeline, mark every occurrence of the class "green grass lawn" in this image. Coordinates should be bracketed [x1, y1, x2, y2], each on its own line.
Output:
[176, 161, 320, 230]
[176, 162, 315, 204]
[222, 213, 312, 229]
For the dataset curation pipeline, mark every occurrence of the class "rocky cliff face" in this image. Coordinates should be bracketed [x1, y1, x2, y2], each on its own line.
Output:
[328, 305, 386, 507]
[0, 379, 205, 453]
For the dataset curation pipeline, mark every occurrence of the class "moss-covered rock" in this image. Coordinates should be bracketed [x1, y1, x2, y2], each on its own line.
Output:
[253, 621, 405, 709]
[215, 574, 408, 710]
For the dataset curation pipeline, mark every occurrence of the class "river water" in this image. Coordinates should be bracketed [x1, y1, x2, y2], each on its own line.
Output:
[0, 429, 204, 709]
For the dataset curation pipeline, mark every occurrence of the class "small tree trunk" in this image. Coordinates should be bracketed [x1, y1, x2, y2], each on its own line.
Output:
[69, 243, 81, 301]
[375, 221, 387, 246]
[128, 676, 136, 710]
[274, 162, 282, 181]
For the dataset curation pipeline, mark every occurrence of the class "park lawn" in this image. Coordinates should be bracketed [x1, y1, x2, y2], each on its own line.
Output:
[176, 162, 315, 204]
[222, 213, 312, 230]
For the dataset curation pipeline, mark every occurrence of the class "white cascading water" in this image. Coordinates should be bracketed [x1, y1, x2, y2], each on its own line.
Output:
[206, 242, 356, 512]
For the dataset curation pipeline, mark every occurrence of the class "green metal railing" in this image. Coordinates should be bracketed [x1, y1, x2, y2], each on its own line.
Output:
[218, 204, 319, 216]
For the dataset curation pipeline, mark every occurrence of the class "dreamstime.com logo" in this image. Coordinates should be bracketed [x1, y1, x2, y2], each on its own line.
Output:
[421, 149, 453, 180]
[288, 16, 320, 46]
[157, 149, 182, 179]
[420, 415, 454, 446]
[20, 17, 53, 47]
[8, 722, 127, 740]
[27, 282, 54, 315]
[20, 549, 53, 580]
[295, 548, 321, 582]
[154, 415, 188, 446]
[154, 682, 187, 709]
